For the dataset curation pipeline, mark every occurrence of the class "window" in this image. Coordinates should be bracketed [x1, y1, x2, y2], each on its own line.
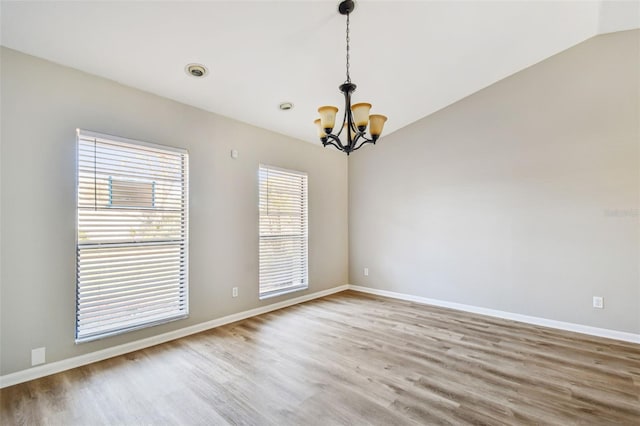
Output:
[108, 176, 155, 208]
[76, 130, 188, 343]
[259, 165, 308, 299]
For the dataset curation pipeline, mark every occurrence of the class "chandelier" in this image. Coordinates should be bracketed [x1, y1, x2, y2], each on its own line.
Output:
[314, 0, 387, 155]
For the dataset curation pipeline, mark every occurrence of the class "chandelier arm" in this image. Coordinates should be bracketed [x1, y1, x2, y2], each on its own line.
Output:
[350, 131, 363, 149]
[345, 95, 354, 150]
[325, 133, 346, 151]
[323, 140, 343, 151]
[350, 136, 376, 152]
[350, 140, 373, 152]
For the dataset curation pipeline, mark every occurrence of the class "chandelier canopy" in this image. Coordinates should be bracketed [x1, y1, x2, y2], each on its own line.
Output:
[314, 0, 387, 155]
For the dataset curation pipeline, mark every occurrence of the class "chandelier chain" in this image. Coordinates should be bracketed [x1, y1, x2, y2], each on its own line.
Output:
[345, 12, 351, 83]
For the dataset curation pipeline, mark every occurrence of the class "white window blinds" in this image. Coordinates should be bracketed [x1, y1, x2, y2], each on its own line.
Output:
[259, 165, 308, 298]
[76, 130, 189, 343]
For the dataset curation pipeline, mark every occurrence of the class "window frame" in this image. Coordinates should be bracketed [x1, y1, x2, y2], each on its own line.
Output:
[258, 164, 309, 300]
[75, 129, 189, 343]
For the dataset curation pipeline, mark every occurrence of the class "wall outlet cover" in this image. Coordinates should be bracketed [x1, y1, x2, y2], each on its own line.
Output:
[31, 347, 46, 366]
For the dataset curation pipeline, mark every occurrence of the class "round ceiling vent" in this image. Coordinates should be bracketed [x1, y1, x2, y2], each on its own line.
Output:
[185, 63, 208, 78]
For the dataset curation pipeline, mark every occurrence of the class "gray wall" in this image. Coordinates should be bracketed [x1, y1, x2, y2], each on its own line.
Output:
[349, 30, 640, 334]
[2, 29, 638, 378]
[0, 47, 348, 376]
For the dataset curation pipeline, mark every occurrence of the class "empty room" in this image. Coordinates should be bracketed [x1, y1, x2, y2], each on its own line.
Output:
[1, 0, 639, 424]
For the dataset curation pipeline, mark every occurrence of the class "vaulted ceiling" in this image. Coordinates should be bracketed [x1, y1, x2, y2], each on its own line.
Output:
[1, 1, 638, 144]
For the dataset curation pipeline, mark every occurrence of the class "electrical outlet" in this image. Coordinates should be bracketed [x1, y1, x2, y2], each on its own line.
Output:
[31, 347, 46, 366]
[232, 287, 238, 298]
[593, 296, 604, 309]
[364, 267, 369, 276]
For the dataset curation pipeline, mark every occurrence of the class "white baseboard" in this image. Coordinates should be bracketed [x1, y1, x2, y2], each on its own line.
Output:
[3, 283, 637, 388]
[347, 285, 640, 344]
[0, 285, 349, 389]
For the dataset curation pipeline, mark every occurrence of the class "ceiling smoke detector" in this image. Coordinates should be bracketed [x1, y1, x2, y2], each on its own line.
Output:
[185, 63, 208, 78]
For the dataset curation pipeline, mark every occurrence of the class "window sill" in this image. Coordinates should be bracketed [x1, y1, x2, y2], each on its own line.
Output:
[75, 313, 188, 344]
[259, 285, 308, 301]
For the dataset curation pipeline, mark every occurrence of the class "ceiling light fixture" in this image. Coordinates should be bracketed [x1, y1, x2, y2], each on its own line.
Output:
[185, 63, 208, 78]
[314, 0, 387, 155]
[279, 102, 294, 111]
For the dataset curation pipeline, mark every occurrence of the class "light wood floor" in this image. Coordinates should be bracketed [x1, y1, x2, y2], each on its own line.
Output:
[2, 290, 639, 425]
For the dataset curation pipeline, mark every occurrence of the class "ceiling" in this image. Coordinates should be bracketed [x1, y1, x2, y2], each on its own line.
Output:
[1, 1, 638, 144]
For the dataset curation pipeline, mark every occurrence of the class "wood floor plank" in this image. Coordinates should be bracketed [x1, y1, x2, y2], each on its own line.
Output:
[2, 290, 639, 425]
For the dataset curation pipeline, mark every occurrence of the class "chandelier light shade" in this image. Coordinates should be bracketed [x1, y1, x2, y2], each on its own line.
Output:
[315, 0, 387, 155]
